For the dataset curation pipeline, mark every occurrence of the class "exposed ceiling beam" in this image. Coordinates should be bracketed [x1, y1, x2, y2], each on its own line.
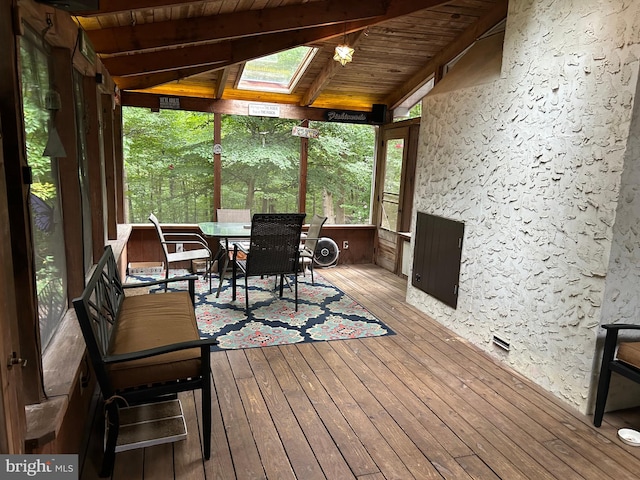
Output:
[114, 65, 214, 91]
[102, 0, 453, 80]
[87, 0, 388, 55]
[78, 0, 207, 17]
[384, 0, 509, 109]
[300, 29, 366, 107]
[103, 21, 374, 77]
[215, 67, 229, 99]
[121, 91, 335, 121]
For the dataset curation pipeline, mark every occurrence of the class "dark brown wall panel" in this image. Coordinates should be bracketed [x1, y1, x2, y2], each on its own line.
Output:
[412, 212, 464, 309]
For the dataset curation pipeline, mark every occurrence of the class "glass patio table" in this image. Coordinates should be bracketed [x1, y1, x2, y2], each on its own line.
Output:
[198, 222, 252, 297]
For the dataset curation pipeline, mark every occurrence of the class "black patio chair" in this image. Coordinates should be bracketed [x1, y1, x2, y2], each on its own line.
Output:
[232, 213, 305, 314]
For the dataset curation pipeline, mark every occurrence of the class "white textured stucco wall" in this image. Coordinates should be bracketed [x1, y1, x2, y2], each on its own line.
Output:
[407, 0, 640, 413]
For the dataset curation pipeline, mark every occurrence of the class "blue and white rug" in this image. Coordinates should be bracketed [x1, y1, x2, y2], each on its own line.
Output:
[128, 270, 394, 351]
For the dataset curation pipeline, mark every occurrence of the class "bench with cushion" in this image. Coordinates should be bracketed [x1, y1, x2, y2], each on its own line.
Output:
[593, 324, 640, 427]
[73, 246, 217, 477]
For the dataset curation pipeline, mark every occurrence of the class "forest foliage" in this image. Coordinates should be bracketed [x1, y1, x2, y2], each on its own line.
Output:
[122, 107, 376, 224]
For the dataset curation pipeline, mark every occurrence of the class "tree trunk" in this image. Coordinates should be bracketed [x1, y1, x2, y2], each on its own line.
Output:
[323, 188, 335, 223]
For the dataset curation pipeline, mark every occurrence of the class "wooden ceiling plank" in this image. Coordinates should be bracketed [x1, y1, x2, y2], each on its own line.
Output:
[104, 0, 453, 81]
[87, 0, 388, 54]
[384, 0, 508, 109]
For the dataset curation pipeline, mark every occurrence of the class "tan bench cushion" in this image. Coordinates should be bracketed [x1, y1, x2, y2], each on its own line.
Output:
[618, 341, 640, 369]
[108, 291, 201, 391]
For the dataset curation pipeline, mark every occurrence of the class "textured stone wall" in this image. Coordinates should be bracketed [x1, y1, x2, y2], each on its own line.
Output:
[407, 0, 640, 413]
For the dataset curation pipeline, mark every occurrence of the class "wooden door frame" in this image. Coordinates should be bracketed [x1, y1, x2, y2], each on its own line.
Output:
[372, 117, 420, 275]
[0, 117, 26, 453]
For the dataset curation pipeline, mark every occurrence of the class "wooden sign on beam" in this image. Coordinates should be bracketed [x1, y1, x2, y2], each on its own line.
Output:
[292, 126, 319, 139]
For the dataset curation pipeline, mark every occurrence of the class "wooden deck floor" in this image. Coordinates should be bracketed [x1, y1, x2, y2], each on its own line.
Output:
[81, 264, 640, 479]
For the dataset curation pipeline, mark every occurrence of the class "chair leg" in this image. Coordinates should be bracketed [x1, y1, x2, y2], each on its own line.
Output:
[244, 276, 249, 314]
[310, 262, 314, 285]
[100, 403, 120, 477]
[201, 347, 212, 459]
[593, 329, 619, 427]
[232, 259, 237, 301]
[294, 271, 298, 311]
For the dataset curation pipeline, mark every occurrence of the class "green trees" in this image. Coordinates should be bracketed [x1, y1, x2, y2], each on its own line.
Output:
[123, 107, 375, 224]
[123, 107, 214, 222]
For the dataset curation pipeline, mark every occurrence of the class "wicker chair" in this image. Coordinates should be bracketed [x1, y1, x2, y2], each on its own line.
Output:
[232, 213, 305, 314]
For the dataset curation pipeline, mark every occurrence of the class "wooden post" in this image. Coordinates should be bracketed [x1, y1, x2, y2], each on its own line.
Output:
[298, 119, 308, 215]
[83, 75, 107, 261]
[51, 47, 84, 300]
[213, 112, 221, 215]
[101, 94, 117, 239]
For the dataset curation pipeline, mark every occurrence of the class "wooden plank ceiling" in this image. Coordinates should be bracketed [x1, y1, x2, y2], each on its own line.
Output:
[74, 0, 507, 112]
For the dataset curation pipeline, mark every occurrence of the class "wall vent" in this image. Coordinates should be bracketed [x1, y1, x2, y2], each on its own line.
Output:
[492, 335, 510, 351]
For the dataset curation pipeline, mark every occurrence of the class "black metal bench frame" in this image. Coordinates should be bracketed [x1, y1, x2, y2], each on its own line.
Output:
[73, 246, 217, 477]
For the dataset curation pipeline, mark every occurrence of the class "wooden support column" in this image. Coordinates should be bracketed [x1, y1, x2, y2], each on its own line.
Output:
[298, 119, 308, 215]
[213, 112, 221, 214]
[51, 47, 84, 300]
[114, 104, 124, 223]
[0, 0, 41, 406]
[83, 75, 107, 261]
[101, 94, 117, 239]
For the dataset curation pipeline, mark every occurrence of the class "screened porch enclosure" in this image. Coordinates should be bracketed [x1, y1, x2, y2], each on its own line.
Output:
[123, 108, 376, 226]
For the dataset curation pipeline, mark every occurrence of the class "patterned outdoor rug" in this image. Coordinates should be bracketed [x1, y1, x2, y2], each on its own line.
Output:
[128, 270, 394, 351]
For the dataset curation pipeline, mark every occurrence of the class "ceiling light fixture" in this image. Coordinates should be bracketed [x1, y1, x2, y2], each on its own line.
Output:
[334, 44, 354, 66]
[334, 24, 354, 66]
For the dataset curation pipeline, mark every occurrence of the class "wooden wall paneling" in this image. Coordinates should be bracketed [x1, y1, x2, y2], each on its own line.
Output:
[0, 0, 42, 405]
[101, 93, 117, 239]
[52, 47, 84, 301]
[83, 75, 107, 262]
[126, 225, 374, 266]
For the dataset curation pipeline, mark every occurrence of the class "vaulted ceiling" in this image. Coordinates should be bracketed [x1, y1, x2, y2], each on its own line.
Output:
[74, 0, 507, 113]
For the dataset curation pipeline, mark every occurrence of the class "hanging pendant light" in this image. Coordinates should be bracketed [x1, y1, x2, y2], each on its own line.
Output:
[334, 23, 354, 66]
[333, 44, 354, 66]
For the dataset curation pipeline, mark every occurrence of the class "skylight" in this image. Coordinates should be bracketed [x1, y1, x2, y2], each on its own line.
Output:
[237, 46, 318, 94]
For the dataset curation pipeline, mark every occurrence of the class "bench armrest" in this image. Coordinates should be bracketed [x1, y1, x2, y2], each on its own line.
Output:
[123, 275, 198, 289]
[123, 275, 198, 303]
[104, 337, 218, 365]
[602, 324, 640, 331]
